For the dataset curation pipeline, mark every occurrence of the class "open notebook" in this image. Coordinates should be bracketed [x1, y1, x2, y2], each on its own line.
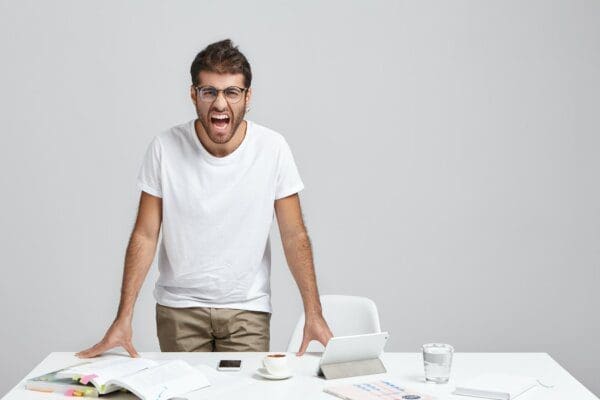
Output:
[48, 357, 210, 399]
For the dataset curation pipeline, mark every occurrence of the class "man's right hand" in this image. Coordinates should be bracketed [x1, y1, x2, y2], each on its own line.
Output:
[76, 318, 139, 358]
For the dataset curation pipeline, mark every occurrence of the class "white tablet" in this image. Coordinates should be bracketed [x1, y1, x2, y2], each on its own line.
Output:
[319, 332, 390, 367]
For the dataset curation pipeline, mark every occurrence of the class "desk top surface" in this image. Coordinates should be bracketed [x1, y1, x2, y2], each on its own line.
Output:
[4, 352, 597, 400]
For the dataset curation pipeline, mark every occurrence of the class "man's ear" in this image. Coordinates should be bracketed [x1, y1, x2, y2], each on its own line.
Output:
[190, 85, 197, 105]
[245, 87, 252, 109]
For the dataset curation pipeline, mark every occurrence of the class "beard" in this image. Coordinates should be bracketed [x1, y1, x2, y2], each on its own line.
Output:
[197, 105, 246, 145]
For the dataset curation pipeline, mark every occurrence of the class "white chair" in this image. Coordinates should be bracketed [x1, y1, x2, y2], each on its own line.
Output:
[286, 294, 381, 353]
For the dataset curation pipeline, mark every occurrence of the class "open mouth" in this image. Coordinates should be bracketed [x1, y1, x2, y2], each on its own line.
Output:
[210, 114, 231, 131]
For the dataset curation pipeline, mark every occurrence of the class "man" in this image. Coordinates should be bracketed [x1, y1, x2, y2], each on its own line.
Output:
[76, 39, 333, 357]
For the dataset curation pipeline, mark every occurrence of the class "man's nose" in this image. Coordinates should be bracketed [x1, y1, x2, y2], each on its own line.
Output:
[213, 91, 228, 109]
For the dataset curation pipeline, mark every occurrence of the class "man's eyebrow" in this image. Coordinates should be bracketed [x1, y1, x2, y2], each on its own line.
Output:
[198, 85, 239, 90]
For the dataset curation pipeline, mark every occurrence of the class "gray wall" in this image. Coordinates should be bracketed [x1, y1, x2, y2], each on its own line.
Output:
[1, 0, 598, 396]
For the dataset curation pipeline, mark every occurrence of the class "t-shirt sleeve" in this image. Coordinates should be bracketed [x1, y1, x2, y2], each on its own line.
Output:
[275, 137, 304, 200]
[136, 136, 163, 198]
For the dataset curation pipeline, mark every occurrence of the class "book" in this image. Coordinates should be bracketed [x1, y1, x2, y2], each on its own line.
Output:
[323, 380, 434, 400]
[453, 373, 538, 400]
[26, 357, 210, 399]
[25, 362, 101, 398]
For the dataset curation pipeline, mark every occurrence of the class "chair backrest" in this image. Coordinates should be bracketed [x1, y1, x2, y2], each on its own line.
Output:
[286, 294, 381, 353]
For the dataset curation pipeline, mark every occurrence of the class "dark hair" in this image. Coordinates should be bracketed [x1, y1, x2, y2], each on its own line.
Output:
[190, 39, 252, 88]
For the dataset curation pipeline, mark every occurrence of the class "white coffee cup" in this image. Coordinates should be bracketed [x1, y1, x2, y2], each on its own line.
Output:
[262, 353, 289, 375]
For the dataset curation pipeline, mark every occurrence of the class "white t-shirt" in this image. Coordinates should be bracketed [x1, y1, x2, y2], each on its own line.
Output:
[136, 119, 304, 313]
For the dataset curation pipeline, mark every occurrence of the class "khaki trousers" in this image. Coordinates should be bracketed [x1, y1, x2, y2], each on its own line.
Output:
[156, 303, 271, 352]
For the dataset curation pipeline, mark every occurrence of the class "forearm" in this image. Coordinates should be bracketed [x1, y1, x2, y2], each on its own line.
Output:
[282, 230, 323, 316]
[115, 232, 158, 321]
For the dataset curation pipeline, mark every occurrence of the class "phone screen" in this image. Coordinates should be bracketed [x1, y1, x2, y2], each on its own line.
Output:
[218, 360, 241, 368]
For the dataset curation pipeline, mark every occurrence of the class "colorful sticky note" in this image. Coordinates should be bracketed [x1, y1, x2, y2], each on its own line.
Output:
[79, 374, 98, 385]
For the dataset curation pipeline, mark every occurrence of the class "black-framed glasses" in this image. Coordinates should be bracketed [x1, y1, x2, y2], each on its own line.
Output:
[194, 85, 248, 104]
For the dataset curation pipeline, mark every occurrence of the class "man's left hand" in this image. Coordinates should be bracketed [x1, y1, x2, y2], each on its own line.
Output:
[296, 314, 333, 356]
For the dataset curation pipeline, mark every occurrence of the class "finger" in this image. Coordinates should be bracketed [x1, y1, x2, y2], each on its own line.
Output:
[75, 343, 100, 358]
[75, 346, 94, 358]
[123, 341, 139, 358]
[296, 336, 310, 356]
[76, 341, 109, 358]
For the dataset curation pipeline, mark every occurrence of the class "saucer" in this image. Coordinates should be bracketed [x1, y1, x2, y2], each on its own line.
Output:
[256, 367, 293, 380]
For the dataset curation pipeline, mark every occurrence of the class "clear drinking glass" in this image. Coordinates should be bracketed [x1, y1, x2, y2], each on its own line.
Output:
[422, 343, 454, 383]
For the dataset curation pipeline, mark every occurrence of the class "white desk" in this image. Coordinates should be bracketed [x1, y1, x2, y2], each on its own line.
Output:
[3, 352, 598, 400]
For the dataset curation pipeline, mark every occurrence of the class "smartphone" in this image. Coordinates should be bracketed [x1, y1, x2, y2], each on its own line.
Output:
[217, 359, 242, 371]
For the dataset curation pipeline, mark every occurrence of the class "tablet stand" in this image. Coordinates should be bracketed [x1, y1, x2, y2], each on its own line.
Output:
[318, 357, 387, 379]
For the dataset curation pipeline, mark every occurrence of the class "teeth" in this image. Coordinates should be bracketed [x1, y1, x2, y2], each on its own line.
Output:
[212, 115, 229, 120]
